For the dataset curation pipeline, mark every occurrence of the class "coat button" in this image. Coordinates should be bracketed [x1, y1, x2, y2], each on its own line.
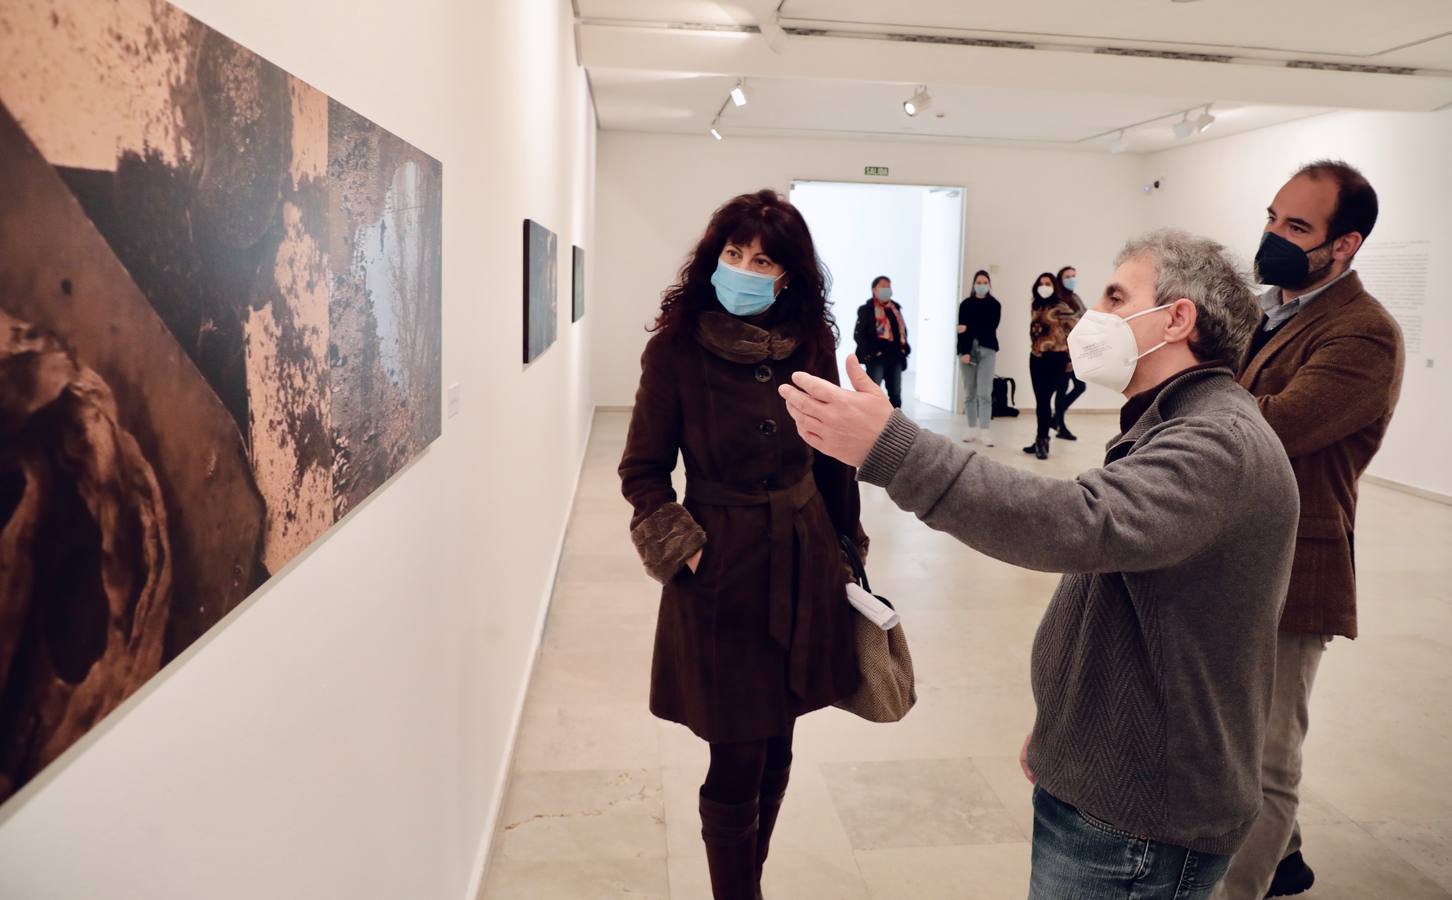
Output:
[754, 364, 773, 383]
[758, 418, 777, 436]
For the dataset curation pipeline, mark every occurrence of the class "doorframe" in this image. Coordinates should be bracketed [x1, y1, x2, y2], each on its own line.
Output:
[787, 178, 968, 412]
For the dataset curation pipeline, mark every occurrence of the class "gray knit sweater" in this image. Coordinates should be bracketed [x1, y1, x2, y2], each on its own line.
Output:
[858, 366, 1298, 855]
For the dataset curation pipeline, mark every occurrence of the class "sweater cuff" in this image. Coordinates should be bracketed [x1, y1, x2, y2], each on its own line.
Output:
[631, 502, 707, 584]
[858, 410, 920, 487]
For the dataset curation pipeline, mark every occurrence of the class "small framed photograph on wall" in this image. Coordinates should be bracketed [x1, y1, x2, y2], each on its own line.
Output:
[572, 245, 585, 323]
[523, 218, 558, 364]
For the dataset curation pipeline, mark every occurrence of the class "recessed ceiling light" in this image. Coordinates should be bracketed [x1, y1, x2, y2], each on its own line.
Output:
[730, 82, 747, 107]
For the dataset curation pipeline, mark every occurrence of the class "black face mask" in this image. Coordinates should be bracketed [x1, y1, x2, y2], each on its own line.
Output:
[1254, 231, 1336, 288]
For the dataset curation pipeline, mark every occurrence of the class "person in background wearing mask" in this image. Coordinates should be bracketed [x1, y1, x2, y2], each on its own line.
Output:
[619, 189, 869, 900]
[777, 230, 1299, 900]
[1216, 161, 1404, 900]
[957, 269, 1001, 445]
[1026, 273, 1074, 459]
[854, 276, 911, 408]
[1052, 266, 1088, 441]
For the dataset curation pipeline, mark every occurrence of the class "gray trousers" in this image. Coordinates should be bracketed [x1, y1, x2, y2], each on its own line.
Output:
[959, 344, 996, 428]
[1214, 631, 1329, 900]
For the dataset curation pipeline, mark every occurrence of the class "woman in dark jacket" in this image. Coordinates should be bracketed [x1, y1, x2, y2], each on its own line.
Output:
[1052, 265, 1087, 441]
[957, 269, 1001, 445]
[853, 276, 910, 408]
[1025, 272, 1075, 460]
[619, 189, 868, 900]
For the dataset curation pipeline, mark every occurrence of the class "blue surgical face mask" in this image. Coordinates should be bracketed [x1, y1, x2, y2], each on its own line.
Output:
[874, 286, 893, 301]
[973, 283, 990, 298]
[1063, 276, 1078, 292]
[711, 260, 781, 316]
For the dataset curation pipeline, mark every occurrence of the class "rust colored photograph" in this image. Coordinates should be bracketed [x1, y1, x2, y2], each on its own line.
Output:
[0, 0, 443, 804]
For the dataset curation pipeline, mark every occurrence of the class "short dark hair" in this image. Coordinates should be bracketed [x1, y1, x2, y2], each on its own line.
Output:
[1295, 159, 1378, 244]
[871, 275, 891, 289]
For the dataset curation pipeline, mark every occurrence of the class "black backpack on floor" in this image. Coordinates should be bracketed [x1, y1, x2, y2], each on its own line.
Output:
[992, 376, 1019, 418]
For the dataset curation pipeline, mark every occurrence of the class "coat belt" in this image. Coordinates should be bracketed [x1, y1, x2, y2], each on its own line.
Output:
[686, 472, 820, 698]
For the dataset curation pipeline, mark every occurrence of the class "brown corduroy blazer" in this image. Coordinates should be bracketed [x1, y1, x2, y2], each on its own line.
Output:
[1238, 271, 1405, 638]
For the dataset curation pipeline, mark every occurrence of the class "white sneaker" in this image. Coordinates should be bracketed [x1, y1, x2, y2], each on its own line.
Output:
[962, 432, 978, 443]
[980, 428, 995, 447]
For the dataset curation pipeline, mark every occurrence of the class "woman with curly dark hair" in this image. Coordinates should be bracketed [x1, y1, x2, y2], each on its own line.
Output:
[618, 189, 868, 899]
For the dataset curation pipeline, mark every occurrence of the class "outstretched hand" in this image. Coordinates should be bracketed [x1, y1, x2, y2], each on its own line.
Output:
[778, 355, 895, 468]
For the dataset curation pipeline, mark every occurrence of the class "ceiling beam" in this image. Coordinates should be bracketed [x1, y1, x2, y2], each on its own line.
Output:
[579, 23, 1452, 111]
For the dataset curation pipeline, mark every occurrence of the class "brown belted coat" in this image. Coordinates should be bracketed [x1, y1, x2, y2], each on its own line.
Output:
[619, 310, 866, 742]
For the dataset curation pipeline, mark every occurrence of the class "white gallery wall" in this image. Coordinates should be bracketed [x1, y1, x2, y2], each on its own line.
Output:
[1143, 109, 1452, 498]
[592, 131, 1145, 413]
[0, 1, 597, 899]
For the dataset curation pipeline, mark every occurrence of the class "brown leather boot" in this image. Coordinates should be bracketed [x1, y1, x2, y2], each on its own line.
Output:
[754, 765, 791, 899]
[699, 789, 759, 900]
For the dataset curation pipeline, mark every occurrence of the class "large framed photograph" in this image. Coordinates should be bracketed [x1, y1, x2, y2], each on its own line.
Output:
[0, 0, 443, 804]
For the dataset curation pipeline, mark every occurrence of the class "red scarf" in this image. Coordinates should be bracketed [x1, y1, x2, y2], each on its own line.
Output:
[873, 299, 907, 349]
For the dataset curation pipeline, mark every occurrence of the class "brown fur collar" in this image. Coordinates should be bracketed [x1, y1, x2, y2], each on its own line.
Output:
[695, 311, 801, 364]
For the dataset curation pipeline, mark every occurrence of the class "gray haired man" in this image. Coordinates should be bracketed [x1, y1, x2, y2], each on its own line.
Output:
[779, 231, 1300, 899]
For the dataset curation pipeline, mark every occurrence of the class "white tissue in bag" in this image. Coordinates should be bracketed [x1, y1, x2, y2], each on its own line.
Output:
[846, 583, 899, 631]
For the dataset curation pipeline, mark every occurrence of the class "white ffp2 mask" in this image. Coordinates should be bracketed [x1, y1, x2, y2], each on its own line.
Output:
[1067, 304, 1175, 393]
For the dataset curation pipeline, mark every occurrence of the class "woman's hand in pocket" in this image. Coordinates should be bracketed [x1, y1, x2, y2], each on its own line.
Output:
[686, 548, 704, 573]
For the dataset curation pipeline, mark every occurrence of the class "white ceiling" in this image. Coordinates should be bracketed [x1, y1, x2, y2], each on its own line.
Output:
[589, 69, 1330, 151]
[577, 0, 1452, 152]
[772, 0, 1452, 68]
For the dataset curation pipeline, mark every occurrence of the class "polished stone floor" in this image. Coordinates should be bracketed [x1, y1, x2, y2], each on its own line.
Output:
[479, 401, 1452, 900]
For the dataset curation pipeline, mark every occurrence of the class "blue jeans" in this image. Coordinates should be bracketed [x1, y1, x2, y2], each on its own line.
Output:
[959, 343, 996, 428]
[1030, 787, 1230, 900]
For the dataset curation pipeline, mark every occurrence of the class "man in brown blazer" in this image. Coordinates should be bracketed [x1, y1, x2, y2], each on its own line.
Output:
[1218, 161, 1405, 899]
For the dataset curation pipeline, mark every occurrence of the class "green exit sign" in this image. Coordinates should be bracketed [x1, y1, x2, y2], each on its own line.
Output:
[864, 166, 890, 177]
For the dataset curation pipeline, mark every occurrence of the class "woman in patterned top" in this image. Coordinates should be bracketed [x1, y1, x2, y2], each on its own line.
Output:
[1025, 272, 1076, 460]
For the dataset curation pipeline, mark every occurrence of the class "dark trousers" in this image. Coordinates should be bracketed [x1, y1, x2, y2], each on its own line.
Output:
[866, 359, 905, 409]
[1029, 352, 1070, 440]
[1054, 374, 1086, 429]
[704, 722, 796, 803]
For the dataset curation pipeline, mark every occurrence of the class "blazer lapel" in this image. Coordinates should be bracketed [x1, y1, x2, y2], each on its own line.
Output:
[1240, 272, 1364, 388]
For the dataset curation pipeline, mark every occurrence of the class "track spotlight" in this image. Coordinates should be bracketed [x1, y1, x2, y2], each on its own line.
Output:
[1196, 105, 1216, 133]
[710, 124, 723, 141]
[730, 81, 747, 107]
[1172, 112, 1194, 140]
[1109, 130, 1127, 154]
[902, 85, 932, 117]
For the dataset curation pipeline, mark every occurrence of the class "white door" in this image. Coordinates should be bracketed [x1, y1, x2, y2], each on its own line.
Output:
[914, 188, 964, 411]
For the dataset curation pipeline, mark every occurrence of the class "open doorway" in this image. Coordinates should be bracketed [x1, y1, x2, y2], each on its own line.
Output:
[789, 180, 965, 413]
